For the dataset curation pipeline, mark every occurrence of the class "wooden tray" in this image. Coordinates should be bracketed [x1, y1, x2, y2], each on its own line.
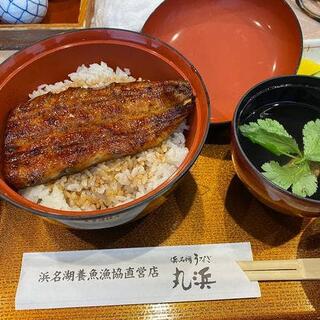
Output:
[0, 0, 94, 49]
[0, 124, 319, 319]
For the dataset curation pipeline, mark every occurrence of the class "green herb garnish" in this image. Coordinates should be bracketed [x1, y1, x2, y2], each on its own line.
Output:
[240, 118, 320, 198]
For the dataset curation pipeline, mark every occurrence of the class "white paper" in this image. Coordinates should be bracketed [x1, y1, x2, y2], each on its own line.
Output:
[15, 243, 260, 310]
[92, 0, 164, 31]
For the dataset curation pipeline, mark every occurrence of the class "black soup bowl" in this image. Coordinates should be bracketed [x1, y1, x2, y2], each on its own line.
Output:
[231, 75, 320, 217]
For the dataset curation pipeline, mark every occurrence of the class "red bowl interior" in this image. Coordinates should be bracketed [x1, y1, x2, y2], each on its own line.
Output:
[142, 0, 302, 123]
[0, 29, 210, 219]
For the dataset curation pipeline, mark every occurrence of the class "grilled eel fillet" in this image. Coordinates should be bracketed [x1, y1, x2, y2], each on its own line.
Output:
[4, 80, 194, 189]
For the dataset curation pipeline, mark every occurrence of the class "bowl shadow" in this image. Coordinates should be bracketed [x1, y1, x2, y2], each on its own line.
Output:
[297, 219, 320, 313]
[205, 123, 231, 145]
[44, 173, 199, 250]
[224, 175, 304, 246]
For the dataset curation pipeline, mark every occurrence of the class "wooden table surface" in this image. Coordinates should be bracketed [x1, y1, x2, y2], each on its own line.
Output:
[0, 125, 319, 320]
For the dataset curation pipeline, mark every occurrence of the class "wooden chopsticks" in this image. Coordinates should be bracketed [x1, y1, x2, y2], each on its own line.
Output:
[238, 258, 320, 281]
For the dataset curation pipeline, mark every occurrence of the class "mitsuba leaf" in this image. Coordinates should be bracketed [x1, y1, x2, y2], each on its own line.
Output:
[240, 119, 300, 156]
[252, 118, 291, 137]
[303, 119, 320, 162]
[292, 173, 318, 197]
[241, 118, 320, 198]
[262, 160, 317, 197]
[261, 161, 294, 190]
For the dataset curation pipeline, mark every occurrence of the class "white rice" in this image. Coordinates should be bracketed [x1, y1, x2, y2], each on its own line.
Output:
[21, 62, 189, 211]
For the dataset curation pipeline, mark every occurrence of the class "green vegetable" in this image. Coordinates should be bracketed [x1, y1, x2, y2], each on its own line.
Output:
[240, 118, 320, 198]
[303, 119, 320, 162]
[240, 119, 301, 157]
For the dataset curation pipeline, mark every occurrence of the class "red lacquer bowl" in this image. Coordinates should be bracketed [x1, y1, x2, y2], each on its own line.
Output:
[0, 29, 210, 229]
[143, 0, 302, 124]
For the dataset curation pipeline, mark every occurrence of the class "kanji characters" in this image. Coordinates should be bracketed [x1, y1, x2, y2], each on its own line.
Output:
[193, 267, 216, 289]
[136, 266, 147, 278]
[172, 267, 192, 290]
[125, 267, 135, 279]
[172, 267, 216, 290]
[38, 265, 161, 284]
[100, 268, 111, 280]
[51, 271, 61, 282]
[148, 266, 159, 278]
[38, 272, 50, 283]
[112, 268, 123, 279]
[62, 270, 75, 281]
[88, 269, 98, 280]
[76, 269, 86, 281]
